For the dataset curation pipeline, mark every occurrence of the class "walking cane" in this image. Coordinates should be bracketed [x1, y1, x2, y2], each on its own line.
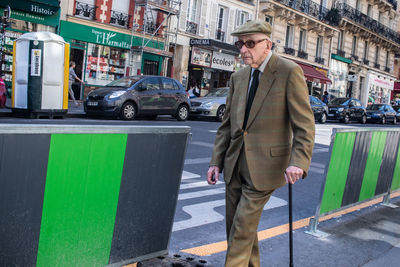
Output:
[289, 182, 293, 267]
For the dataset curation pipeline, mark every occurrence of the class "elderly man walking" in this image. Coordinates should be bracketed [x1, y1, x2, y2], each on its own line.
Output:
[207, 20, 315, 267]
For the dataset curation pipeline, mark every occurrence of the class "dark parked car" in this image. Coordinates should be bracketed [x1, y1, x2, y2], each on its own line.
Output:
[309, 95, 328, 123]
[328, 97, 366, 124]
[84, 76, 190, 120]
[366, 104, 397, 124]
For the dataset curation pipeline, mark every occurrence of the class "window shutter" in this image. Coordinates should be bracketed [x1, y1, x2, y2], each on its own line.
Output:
[199, 0, 207, 36]
[227, 8, 235, 43]
[209, 3, 218, 39]
[179, 0, 188, 31]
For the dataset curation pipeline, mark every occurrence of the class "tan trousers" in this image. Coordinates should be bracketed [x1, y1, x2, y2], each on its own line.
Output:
[225, 148, 274, 267]
[68, 80, 78, 105]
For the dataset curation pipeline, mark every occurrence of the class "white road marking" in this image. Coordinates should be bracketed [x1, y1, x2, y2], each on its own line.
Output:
[180, 180, 223, 190]
[185, 157, 212, 165]
[182, 171, 201, 180]
[191, 141, 215, 148]
[209, 130, 217, 133]
[173, 196, 287, 232]
[178, 188, 225, 200]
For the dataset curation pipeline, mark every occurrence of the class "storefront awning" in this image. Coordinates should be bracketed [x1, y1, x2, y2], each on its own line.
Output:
[297, 63, 332, 84]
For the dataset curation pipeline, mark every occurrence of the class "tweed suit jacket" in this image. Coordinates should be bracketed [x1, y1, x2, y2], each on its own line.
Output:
[210, 53, 315, 191]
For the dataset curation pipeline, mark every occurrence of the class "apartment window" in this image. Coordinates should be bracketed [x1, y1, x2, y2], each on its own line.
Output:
[285, 25, 294, 48]
[316, 36, 323, 58]
[338, 30, 344, 51]
[356, 0, 361, 10]
[187, 0, 198, 22]
[351, 36, 357, 57]
[367, 5, 372, 17]
[363, 41, 368, 60]
[385, 51, 389, 68]
[236, 10, 249, 27]
[265, 16, 273, 25]
[216, 6, 227, 41]
[375, 46, 379, 64]
[299, 29, 307, 51]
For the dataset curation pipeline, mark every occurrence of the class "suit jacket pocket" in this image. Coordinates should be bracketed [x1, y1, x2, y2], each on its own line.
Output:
[270, 145, 291, 157]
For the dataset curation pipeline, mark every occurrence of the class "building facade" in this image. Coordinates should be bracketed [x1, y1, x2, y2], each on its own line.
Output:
[171, 0, 255, 94]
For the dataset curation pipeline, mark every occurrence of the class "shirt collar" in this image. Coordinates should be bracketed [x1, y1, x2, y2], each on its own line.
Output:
[253, 52, 272, 74]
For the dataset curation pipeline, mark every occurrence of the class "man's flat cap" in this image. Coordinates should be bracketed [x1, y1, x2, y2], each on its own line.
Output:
[231, 20, 272, 37]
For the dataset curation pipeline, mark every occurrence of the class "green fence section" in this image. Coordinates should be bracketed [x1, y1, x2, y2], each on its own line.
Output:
[36, 134, 127, 267]
[319, 132, 356, 214]
[358, 131, 387, 202]
[392, 140, 400, 191]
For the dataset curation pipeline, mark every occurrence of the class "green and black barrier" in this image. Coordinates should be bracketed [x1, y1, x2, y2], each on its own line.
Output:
[0, 124, 190, 267]
[308, 128, 400, 235]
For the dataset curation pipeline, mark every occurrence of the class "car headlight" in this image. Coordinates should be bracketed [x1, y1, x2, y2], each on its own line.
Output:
[201, 102, 213, 109]
[338, 107, 344, 112]
[108, 91, 126, 99]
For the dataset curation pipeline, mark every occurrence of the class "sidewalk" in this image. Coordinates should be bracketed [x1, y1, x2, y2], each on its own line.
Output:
[0, 97, 86, 118]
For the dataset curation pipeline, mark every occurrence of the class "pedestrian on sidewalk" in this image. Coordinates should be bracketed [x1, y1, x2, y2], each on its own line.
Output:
[206, 20, 315, 267]
[69, 61, 84, 107]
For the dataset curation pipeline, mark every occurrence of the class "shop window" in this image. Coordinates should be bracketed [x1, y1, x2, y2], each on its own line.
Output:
[86, 43, 127, 86]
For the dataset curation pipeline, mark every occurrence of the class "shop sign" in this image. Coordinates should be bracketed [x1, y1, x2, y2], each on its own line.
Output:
[211, 51, 235, 72]
[0, 0, 60, 16]
[191, 47, 212, 68]
[190, 39, 211, 46]
[0, 7, 60, 27]
[368, 72, 394, 90]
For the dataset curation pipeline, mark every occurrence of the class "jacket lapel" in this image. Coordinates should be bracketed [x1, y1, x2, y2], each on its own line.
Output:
[236, 66, 251, 128]
[245, 53, 278, 129]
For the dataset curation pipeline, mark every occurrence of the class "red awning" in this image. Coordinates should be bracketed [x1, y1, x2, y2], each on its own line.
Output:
[297, 63, 332, 84]
[394, 82, 400, 91]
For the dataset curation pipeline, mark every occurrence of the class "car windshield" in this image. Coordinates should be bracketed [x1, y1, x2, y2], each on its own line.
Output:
[330, 98, 350, 105]
[106, 77, 141, 87]
[206, 88, 229, 97]
[367, 105, 384, 111]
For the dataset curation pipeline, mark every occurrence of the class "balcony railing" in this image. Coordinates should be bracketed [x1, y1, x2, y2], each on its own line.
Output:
[315, 57, 325, 64]
[336, 49, 346, 57]
[351, 54, 359, 61]
[388, 0, 398, 10]
[385, 66, 391, 72]
[335, 2, 400, 44]
[284, 47, 296, 56]
[110, 10, 130, 28]
[297, 50, 308, 59]
[75, 1, 95, 19]
[374, 63, 381, 69]
[186, 21, 198, 35]
[216, 29, 225, 42]
[363, 59, 369, 65]
[275, 0, 329, 21]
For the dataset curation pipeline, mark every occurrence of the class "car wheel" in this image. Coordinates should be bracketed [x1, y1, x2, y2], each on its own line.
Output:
[319, 112, 327, 124]
[381, 116, 386, 124]
[342, 113, 350, 124]
[216, 105, 226, 122]
[176, 104, 189, 121]
[360, 114, 367, 124]
[393, 117, 397, 125]
[120, 102, 137, 120]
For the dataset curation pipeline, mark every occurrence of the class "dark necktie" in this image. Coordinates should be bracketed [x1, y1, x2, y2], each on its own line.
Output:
[243, 69, 260, 129]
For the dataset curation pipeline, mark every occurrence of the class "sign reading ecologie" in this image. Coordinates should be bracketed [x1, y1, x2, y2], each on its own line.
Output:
[211, 51, 235, 71]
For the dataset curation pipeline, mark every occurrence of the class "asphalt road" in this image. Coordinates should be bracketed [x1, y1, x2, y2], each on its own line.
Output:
[0, 115, 398, 266]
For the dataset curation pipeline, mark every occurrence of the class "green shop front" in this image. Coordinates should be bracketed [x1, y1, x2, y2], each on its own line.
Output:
[59, 21, 165, 99]
[0, 0, 60, 94]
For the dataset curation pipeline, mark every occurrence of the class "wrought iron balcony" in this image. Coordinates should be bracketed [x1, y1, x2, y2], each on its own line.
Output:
[388, 0, 397, 10]
[351, 54, 359, 61]
[145, 21, 158, 35]
[385, 66, 391, 72]
[363, 59, 369, 65]
[336, 49, 346, 57]
[315, 57, 325, 64]
[110, 10, 130, 28]
[284, 47, 295, 56]
[216, 29, 225, 42]
[75, 1, 95, 19]
[186, 21, 198, 35]
[275, 0, 329, 22]
[297, 50, 308, 59]
[335, 2, 400, 44]
[374, 63, 381, 69]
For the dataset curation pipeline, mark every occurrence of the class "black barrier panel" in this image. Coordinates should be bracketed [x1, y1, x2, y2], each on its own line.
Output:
[109, 133, 188, 263]
[376, 131, 400, 195]
[341, 131, 372, 207]
[0, 134, 50, 267]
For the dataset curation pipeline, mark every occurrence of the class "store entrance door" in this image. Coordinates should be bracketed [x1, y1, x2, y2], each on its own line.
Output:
[143, 60, 159, 75]
[70, 48, 85, 100]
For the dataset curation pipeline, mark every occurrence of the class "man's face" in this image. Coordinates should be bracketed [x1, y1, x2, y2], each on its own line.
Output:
[237, 33, 272, 68]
